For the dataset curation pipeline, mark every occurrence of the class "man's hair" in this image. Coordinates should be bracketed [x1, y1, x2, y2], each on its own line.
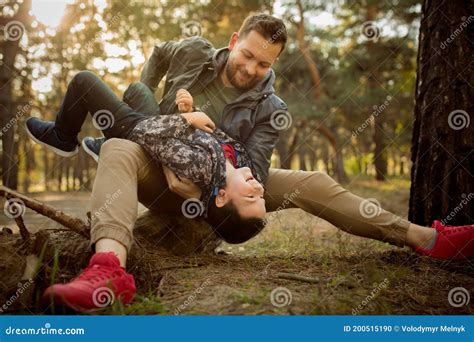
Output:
[238, 13, 288, 53]
[206, 200, 266, 244]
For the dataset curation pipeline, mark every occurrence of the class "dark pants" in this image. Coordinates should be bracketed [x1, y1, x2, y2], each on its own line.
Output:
[54, 71, 160, 139]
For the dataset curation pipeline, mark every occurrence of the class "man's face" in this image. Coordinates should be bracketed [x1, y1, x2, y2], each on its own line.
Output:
[225, 30, 282, 91]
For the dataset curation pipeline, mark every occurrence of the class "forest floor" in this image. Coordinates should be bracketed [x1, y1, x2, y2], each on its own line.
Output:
[1, 176, 472, 315]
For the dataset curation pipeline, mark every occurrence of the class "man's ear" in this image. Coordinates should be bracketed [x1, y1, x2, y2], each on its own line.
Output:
[214, 189, 228, 208]
[228, 32, 239, 50]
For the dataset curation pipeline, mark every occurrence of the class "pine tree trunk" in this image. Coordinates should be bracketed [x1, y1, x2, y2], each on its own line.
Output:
[0, 1, 31, 189]
[409, 0, 474, 226]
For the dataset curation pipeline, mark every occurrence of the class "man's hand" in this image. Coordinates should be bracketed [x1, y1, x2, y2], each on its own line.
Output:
[162, 165, 202, 199]
[176, 89, 193, 113]
[180, 111, 216, 133]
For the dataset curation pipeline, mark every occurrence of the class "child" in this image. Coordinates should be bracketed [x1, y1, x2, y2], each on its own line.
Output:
[26, 71, 266, 244]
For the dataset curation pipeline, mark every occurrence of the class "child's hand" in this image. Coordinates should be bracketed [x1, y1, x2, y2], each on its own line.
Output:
[180, 111, 216, 133]
[176, 89, 193, 113]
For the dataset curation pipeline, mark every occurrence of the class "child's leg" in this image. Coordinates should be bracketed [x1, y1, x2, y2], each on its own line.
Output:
[54, 71, 146, 139]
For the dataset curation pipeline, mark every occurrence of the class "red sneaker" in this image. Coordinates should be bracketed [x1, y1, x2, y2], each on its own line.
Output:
[415, 220, 474, 260]
[42, 252, 136, 311]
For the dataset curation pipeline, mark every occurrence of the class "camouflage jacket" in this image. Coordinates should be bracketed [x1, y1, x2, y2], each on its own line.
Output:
[127, 114, 262, 216]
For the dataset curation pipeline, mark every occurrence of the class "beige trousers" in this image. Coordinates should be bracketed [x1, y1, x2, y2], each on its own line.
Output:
[90, 138, 410, 252]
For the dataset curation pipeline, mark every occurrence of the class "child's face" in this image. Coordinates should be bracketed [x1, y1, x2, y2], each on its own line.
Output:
[215, 166, 266, 219]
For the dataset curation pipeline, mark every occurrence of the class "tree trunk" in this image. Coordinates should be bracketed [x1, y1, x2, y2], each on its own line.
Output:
[409, 0, 474, 226]
[365, 3, 388, 181]
[43, 150, 50, 191]
[0, 0, 31, 189]
[399, 156, 405, 176]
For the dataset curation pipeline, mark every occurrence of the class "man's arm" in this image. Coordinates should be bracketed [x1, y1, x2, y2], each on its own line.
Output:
[244, 121, 280, 185]
[162, 165, 202, 200]
[140, 41, 180, 92]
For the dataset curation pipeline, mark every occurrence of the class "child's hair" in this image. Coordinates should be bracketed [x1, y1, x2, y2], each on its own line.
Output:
[205, 199, 266, 244]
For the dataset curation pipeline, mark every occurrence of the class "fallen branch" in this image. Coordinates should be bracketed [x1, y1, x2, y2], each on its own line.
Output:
[157, 263, 206, 271]
[0, 186, 90, 238]
[277, 272, 322, 284]
[14, 215, 30, 243]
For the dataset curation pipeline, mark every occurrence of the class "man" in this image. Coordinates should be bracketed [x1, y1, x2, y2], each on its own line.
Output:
[43, 13, 473, 311]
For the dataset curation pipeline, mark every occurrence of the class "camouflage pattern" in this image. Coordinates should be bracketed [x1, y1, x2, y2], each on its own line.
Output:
[127, 114, 262, 216]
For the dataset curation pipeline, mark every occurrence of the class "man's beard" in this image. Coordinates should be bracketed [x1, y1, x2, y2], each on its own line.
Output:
[225, 62, 261, 91]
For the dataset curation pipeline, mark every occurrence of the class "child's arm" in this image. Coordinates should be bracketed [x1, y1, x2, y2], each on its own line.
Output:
[176, 89, 215, 133]
[176, 89, 193, 113]
[180, 112, 215, 133]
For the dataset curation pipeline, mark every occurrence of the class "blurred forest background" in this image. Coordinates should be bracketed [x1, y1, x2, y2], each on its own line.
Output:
[1, 0, 420, 193]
